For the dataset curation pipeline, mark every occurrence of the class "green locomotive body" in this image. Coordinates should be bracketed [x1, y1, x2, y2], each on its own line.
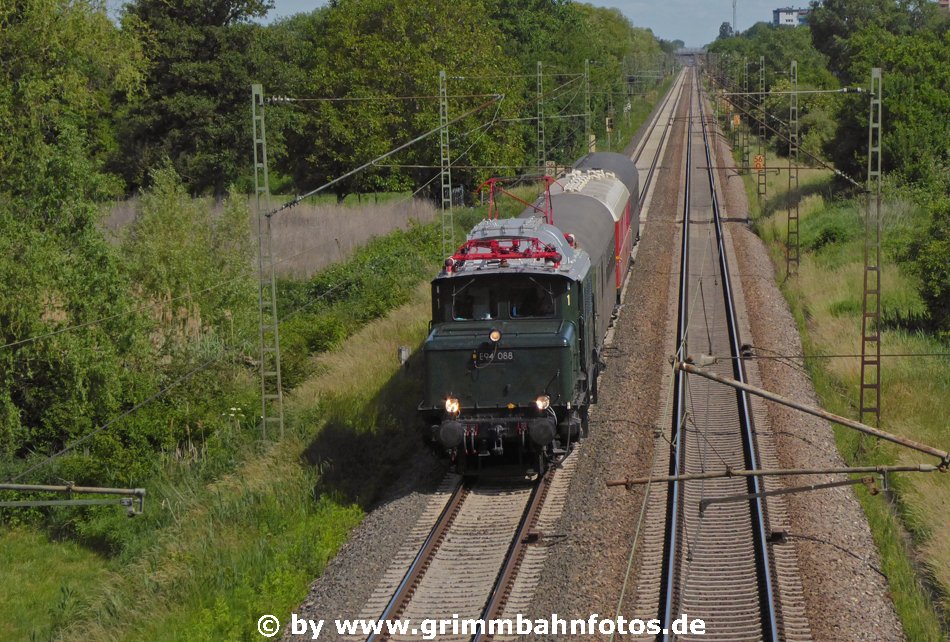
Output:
[420, 153, 638, 470]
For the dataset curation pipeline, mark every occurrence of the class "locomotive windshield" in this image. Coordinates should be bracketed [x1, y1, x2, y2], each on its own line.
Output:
[509, 278, 556, 318]
[451, 280, 498, 320]
[435, 276, 561, 322]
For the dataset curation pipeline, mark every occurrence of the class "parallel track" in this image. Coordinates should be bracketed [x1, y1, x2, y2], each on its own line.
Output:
[657, 66, 779, 641]
[631, 70, 688, 211]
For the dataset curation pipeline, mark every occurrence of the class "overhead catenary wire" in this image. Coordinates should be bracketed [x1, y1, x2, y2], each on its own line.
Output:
[707, 72, 864, 190]
[270, 104, 505, 269]
[267, 69, 599, 227]
[266, 95, 505, 218]
[268, 93, 499, 103]
[250, 68, 609, 333]
[721, 88, 865, 97]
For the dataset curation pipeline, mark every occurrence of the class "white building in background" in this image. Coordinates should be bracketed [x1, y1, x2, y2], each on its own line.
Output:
[772, 7, 810, 26]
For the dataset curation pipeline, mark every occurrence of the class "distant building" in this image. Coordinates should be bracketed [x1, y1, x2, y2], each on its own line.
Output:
[939, 0, 950, 10]
[773, 7, 810, 26]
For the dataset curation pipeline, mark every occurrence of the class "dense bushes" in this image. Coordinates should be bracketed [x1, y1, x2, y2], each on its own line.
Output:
[906, 199, 950, 332]
[0, 165, 257, 498]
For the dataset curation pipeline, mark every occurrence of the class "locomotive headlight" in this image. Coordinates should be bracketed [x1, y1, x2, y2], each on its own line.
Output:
[445, 396, 460, 415]
[489, 329, 502, 343]
[534, 395, 551, 411]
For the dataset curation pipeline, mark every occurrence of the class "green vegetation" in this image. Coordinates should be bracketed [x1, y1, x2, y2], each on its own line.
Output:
[750, 176, 950, 639]
[0, 529, 108, 641]
[102, 0, 669, 199]
[712, 3, 950, 331]
[0, 205, 479, 640]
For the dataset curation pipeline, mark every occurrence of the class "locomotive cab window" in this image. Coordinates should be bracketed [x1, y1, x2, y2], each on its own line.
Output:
[451, 281, 498, 320]
[509, 280, 556, 318]
[434, 276, 564, 322]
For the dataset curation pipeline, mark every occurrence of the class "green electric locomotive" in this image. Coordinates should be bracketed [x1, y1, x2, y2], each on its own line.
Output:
[419, 153, 639, 472]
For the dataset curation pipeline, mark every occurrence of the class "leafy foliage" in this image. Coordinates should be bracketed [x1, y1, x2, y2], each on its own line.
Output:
[807, 0, 943, 80]
[273, 0, 526, 201]
[806, 0, 950, 189]
[114, 0, 277, 195]
[709, 24, 838, 160]
[121, 164, 256, 344]
[0, 0, 144, 212]
[709, 9, 950, 339]
[905, 199, 950, 332]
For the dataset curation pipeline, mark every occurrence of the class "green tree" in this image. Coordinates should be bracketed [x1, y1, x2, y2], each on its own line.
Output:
[0, 0, 144, 215]
[708, 24, 837, 159]
[275, 0, 525, 201]
[115, 0, 276, 195]
[907, 199, 950, 332]
[0, 0, 154, 475]
[807, 0, 942, 81]
[659, 39, 685, 54]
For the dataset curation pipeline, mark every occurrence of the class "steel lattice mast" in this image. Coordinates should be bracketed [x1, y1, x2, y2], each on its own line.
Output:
[860, 68, 883, 427]
[251, 84, 284, 439]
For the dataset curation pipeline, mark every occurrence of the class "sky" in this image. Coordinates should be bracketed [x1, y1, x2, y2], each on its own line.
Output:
[262, 0, 790, 48]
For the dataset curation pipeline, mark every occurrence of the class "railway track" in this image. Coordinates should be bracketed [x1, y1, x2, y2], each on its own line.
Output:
[631, 69, 688, 213]
[659, 65, 777, 641]
[359, 470, 551, 642]
[626, 65, 811, 641]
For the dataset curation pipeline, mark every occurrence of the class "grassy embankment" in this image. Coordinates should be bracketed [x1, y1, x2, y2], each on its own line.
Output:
[738, 150, 949, 640]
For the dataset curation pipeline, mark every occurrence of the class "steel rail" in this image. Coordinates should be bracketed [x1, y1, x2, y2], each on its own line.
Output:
[657, 66, 694, 639]
[471, 472, 552, 641]
[698, 79, 780, 640]
[366, 477, 467, 642]
[366, 471, 550, 642]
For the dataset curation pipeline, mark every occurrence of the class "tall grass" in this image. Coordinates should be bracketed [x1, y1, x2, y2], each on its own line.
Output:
[740, 148, 950, 638]
[101, 193, 438, 279]
[0, 529, 108, 641]
[263, 198, 437, 279]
